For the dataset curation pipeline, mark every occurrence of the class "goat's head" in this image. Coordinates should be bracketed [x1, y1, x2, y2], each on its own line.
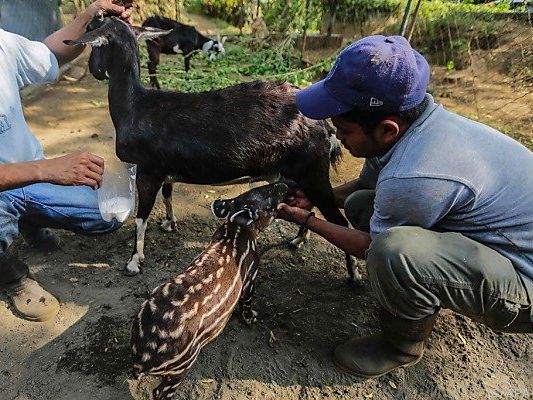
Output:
[202, 34, 226, 61]
[211, 182, 288, 230]
[63, 14, 171, 80]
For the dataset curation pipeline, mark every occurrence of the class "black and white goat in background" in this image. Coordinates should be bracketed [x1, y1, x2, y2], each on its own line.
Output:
[142, 15, 225, 89]
[64, 16, 361, 286]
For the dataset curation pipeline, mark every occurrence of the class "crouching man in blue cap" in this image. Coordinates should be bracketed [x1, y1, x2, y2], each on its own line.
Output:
[277, 35, 533, 378]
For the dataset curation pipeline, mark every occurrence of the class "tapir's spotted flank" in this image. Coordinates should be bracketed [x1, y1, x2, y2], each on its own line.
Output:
[131, 183, 288, 400]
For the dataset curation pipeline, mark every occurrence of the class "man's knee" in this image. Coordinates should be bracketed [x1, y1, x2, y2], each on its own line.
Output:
[367, 226, 427, 273]
[80, 218, 122, 236]
[344, 190, 375, 231]
[366, 226, 434, 318]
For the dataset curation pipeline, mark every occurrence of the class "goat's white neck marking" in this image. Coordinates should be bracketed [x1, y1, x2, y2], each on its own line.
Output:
[202, 40, 214, 53]
[89, 36, 109, 48]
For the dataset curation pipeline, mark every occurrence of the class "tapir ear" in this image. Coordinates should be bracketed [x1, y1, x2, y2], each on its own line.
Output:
[211, 199, 233, 219]
[229, 209, 256, 227]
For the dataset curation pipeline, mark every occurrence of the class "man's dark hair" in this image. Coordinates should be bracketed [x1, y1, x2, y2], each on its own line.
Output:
[338, 96, 429, 135]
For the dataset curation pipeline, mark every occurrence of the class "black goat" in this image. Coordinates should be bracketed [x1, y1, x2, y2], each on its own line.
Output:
[142, 16, 225, 89]
[64, 16, 361, 286]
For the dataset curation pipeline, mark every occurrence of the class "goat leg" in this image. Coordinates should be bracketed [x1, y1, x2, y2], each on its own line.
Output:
[184, 53, 192, 73]
[146, 41, 161, 89]
[295, 180, 363, 287]
[160, 183, 177, 232]
[317, 203, 362, 287]
[125, 173, 162, 276]
[289, 224, 311, 249]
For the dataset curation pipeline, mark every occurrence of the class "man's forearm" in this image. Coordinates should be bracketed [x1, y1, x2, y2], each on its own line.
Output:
[306, 215, 371, 259]
[43, 6, 97, 66]
[0, 161, 48, 191]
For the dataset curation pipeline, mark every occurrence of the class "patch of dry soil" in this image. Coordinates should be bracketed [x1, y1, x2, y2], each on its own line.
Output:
[0, 48, 531, 400]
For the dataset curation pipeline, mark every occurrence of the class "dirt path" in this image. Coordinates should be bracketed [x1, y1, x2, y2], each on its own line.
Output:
[1, 32, 532, 400]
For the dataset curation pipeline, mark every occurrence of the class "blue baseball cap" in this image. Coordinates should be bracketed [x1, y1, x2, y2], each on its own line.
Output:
[296, 35, 430, 120]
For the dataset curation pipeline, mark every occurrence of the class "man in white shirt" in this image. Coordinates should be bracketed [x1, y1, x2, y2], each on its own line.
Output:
[0, 1, 132, 322]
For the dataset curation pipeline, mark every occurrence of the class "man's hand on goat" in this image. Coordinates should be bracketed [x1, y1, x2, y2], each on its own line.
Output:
[285, 188, 314, 211]
[276, 203, 313, 225]
[87, 0, 133, 23]
[43, 152, 105, 190]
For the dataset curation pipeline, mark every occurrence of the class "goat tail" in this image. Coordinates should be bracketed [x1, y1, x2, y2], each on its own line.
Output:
[325, 121, 342, 170]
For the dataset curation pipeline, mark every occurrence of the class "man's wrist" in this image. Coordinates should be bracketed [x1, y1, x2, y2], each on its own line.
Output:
[33, 160, 52, 183]
[300, 211, 315, 227]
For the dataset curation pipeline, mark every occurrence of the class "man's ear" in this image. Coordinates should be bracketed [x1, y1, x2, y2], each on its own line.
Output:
[211, 199, 233, 218]
[374, 116, 404, 145]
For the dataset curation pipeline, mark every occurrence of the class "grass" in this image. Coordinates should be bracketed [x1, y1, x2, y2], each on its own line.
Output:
[138, 37, 335, 92]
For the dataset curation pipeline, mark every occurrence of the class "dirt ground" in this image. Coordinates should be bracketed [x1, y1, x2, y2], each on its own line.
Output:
[1, 19, 532, 400]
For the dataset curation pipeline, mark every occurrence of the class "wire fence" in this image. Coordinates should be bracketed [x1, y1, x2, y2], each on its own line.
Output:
[331, 5, 532, 146]
[408, 11, 533, 146]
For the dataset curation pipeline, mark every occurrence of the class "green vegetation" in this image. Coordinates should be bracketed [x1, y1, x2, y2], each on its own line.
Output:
[407, 0, 510, 69]
[139, 38, 335, 92]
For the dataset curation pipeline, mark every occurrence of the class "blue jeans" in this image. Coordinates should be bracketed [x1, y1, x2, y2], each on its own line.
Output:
[0, 183, 122, 284]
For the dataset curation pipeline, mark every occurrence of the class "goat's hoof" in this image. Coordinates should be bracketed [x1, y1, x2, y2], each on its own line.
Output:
[242, 309, 258, 325]
[123, 266, 141, 276]
[160, 219, 177, 232]
[124, 257, 143, 276]
[289, 237, 306, 249]
[347, 277, 364, 289]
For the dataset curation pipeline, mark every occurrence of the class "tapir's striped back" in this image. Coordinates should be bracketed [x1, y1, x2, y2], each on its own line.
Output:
[131, 222, 258, 399]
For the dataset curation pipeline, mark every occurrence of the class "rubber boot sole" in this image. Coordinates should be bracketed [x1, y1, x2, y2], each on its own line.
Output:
[332, 352, 423, 379]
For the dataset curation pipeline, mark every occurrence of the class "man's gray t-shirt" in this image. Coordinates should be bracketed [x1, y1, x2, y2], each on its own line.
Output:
[360, 94, 533, 280]
[0, 28, 59, 164]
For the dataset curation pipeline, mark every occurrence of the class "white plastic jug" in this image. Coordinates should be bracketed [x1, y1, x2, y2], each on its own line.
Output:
[98, 157, 137, 223]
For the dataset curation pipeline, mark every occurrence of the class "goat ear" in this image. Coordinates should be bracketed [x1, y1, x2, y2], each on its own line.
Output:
[211, 199, 233, 219]
[229, 209, 256, 227]
[63, 14, 112, 47]
[64, 30, 110, 48]
[131, 26, 173, 42]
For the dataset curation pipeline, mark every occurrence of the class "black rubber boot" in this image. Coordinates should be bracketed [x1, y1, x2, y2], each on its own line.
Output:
[491, 308, 533, 333]
[333, 309, 438, 378]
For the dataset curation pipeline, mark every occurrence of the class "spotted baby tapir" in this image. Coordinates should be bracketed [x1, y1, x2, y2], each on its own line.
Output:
[131, 182, 289, 399]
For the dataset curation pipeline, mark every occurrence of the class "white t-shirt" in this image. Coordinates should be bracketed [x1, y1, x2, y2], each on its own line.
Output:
[0, 28, 59, 164]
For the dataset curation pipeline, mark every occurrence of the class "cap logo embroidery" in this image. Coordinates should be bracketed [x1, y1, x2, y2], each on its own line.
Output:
[369, 97, 384, 107]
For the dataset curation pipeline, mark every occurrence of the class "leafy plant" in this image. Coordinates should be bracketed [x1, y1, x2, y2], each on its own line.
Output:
[138, 37, 335, 92]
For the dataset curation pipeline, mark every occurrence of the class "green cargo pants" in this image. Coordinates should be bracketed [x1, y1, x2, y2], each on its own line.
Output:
[345, 190, 533, 331]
